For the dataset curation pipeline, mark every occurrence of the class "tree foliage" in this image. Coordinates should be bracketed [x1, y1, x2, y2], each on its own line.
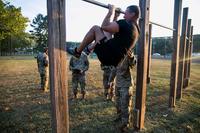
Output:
[152, 35, 200, 55]
[152, 37, 173, 55]
[0, 0, 31, 55]
[193, 35, 200, 53]
[30, 14, 48, 52]
[0, 0, 28, 41]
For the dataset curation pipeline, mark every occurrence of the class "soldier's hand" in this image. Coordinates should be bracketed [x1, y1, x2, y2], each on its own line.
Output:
[127, 49, 134, 58]
[108, 4, 116, 15]
[114, 7, 121, 20]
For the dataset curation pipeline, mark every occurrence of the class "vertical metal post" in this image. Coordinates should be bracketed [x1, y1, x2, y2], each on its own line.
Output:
[169, 0, 182, 108]
[183, 19, 192, 88]
[134, 0, 150, 130]
[147, 24, 152, 84]
[176, 7, 188, 99]
[47, 0, 69, 132]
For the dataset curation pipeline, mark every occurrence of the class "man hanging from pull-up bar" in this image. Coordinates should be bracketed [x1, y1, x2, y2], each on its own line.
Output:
[67, 4, 140, 67]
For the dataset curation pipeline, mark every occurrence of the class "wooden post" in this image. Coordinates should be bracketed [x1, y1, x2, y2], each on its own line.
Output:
[176, 7, 188, 100]
[169, 0, 182, 108]
[47, 0, 69, 132]
[183, 19, 192, 88]
[147, 24, 152, 84]
[187, 25, 193, 86]
[134, 0, 150, 130]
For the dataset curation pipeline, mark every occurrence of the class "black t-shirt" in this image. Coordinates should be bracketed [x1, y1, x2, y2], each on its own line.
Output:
[94, 19, 139, 66]
[110, 19, 138, 55]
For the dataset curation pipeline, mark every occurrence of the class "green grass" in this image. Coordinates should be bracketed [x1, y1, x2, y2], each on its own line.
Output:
[0, 56, 200, 133]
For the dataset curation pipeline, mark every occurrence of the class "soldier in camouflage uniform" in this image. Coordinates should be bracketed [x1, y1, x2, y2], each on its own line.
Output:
[69, 52, 89, 99]
[110, 50, 136, 132]
[36, 48, 49, 92]
[101, 64, 115, 100]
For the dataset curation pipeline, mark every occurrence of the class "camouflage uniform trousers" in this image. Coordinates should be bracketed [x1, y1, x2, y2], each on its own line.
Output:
[115, 86, 133, 126]
[103, 69, 114, 98]
[72, 73, 86, 95]
[40, 71, 49, 91]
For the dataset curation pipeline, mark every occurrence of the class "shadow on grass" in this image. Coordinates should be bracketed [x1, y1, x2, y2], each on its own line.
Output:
[0, 101, 52, 133]
[144, 83, 200, 133]
[69, 88, 122, 133]
[145, 103, 200, 133]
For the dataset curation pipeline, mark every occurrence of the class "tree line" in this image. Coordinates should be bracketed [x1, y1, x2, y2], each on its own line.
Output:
[0, 0, 29, 55]
[151, 35, 200, 56]
[0, 0, 47, 55]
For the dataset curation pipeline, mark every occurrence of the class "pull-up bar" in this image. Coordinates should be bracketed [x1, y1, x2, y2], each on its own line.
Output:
[82, 0, 125, 13]
[82, 0, 176, 31]
[149, 21, 175, 31]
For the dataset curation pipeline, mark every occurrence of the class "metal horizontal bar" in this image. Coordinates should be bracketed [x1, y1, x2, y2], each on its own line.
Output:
[82, 0, 125, 14]
[149, 21, 176, 31]
[82, 0, 176, 31]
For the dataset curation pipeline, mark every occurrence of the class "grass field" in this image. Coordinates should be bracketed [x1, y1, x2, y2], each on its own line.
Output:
[0, 56, 200, 133]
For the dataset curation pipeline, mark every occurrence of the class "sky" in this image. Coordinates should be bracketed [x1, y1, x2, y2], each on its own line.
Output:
[9, 0, 200, 42]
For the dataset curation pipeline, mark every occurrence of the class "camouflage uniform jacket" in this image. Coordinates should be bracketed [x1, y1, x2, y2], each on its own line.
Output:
[112, 55, 136, 87]
[37, 52, 49, 74]
[69, 53, 89, 74]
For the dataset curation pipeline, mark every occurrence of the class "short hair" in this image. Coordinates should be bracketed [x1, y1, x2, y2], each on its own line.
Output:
[127, 5, 140, 18]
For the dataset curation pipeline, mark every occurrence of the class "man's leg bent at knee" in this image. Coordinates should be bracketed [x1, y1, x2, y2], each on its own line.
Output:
[67, 25, 106, 58]
[77, 25, 106, 52]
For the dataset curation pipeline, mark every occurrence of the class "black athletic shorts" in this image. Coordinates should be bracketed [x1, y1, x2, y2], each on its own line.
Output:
[94, 37, 125, 67]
